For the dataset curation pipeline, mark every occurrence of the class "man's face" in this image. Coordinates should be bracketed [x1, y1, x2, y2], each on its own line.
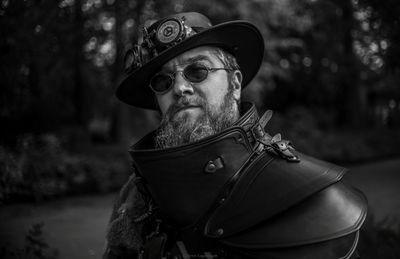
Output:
[155, 46, 241, 122]
[154, 46, 242, 148]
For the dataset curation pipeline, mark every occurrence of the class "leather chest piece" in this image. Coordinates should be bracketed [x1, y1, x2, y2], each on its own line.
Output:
[129, 103, 260, 228]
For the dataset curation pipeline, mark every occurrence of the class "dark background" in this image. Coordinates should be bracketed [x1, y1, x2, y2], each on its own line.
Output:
[2, 0, 400, 157]
[0, 0, 399, 258]
[2, 0, 399, 200]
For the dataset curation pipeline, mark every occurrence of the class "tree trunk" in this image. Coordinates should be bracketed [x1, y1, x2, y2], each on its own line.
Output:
[73, 0, 88, 127]
[339, 0, 366, 127]
[110, 0, 151, 144]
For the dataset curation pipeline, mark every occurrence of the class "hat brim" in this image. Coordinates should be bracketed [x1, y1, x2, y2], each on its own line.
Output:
[116, 21, 264, 110]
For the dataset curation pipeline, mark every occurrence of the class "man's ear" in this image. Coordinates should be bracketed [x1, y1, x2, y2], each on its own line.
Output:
[231, 70, 242, 101]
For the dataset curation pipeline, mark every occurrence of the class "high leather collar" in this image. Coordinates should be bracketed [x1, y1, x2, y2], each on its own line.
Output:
[129, 102, 262, 227]
[130, 102, 261, 152]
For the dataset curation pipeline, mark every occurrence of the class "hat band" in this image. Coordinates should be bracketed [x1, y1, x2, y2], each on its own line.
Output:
[124, 18, 203, 74]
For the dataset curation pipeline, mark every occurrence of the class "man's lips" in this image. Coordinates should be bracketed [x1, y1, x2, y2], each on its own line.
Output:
[174, 105, 201, 115]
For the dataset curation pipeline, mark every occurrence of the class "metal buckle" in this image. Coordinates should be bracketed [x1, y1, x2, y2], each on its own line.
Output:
[250, 123, 265, 142]
[271, 140, 300, 163]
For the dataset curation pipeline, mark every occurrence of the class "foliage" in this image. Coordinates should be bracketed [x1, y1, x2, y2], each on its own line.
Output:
[1, 0, 400, 200]
[0, 222, 58, 259]
[266, 106, 400, 163]
[0, 134, 130, 204]
[1, 0, 400, 145]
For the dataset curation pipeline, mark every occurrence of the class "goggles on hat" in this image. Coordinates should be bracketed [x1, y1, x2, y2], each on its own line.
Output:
[149, 63, 232, 94]
[124, 17, 201, 74]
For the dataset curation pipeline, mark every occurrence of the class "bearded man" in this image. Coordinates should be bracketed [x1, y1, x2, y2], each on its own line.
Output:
[104, 12, 367, 259]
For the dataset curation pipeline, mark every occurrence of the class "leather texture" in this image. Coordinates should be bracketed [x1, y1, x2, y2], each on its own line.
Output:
[218, 182, 367, 247]
[129, 103, 261, 228]
[128, 102, 367, 259]
[204, 152, 349, 238]
[228, 231, 360, 259]
[131, 128, 253, 228]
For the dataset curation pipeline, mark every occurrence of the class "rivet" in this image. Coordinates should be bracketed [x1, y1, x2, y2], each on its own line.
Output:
[204, 157, 224, 173]
[205, 161, 217, 173]
[219, 198, 226, 204]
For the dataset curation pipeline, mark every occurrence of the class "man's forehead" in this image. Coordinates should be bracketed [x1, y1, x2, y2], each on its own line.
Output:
[161, 46, 221, 70]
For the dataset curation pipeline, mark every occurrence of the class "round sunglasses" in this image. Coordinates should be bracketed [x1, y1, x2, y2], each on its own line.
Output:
[149, 63, 232, 94]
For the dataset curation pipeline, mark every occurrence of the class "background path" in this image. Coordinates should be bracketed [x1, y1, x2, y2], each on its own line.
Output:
[0, 193, 115, 259]
[345, 158, 400, 224]
[1, 158, 399, 259]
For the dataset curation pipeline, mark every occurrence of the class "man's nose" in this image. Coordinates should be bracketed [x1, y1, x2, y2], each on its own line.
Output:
[172, 72, 194, 97]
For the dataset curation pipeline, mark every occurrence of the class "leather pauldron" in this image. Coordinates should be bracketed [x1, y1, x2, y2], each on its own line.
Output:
[129, 102, 367, 258]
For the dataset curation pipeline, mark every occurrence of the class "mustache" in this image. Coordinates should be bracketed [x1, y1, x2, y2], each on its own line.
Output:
[165, 96, 206, 120]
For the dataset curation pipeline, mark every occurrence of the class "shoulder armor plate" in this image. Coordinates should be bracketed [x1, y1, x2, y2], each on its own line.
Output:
[205, 152, 350, 238]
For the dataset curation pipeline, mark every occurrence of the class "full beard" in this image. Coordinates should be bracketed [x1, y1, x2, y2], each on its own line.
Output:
[155, 89, 239, 149]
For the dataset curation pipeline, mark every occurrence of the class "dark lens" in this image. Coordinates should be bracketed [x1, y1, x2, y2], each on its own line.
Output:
[184, 63, 208, 83]
[150, 73, 173, 93]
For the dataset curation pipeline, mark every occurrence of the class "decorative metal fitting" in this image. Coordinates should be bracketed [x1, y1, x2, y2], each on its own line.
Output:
[123, 17, 197, 74]
[204, 157, 224, 174]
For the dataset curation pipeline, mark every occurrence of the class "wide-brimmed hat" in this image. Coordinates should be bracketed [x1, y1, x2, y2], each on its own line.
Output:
[116, 12, 264, 110]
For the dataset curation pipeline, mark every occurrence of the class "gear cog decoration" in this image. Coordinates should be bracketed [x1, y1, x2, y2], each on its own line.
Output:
[123, 17, 198, 75]
[156, 19, 182, 44]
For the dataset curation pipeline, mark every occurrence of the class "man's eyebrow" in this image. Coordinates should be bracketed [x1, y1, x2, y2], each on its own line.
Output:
[184, 55, 213, 64]
[161, 55, 213, 73]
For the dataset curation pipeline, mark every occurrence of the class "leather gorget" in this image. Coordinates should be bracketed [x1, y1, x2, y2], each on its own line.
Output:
[129, 102, 367, 259]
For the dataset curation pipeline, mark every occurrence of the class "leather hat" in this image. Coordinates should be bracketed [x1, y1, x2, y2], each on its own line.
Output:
[116, 12, 264, 110]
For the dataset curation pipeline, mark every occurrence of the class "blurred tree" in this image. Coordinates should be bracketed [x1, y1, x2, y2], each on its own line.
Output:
[109, 0, 163, 144]
[1, 0, 79, 145]
[355, 0, 400, 127]
[73, 0, 88, 126]
[1, 0, 399, 149]
[230, 0, 377, 128]
[336, 0, 366, 126]
[231, 0, 314, 110]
